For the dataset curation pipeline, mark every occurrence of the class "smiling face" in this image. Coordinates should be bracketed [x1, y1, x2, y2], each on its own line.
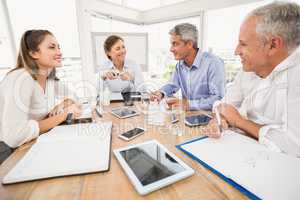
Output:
[235, 16, 271, 73]
[169, 34, 193, 60]
[107, 39, 126, 63]
[31, 34, 62, 71]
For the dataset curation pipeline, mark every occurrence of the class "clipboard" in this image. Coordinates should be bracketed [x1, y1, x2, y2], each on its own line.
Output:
[176, 136, 260, 200]
[176, 131, 300, 200]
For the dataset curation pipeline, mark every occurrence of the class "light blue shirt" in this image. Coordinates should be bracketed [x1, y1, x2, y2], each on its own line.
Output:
[160, 49, 225, 110]
[99, 59, 144, 92]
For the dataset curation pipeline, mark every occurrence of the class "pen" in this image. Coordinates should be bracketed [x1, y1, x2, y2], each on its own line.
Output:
[66, 113, 73, 125]
[215, 107, 223, 134]
[95, 107, 103, 118]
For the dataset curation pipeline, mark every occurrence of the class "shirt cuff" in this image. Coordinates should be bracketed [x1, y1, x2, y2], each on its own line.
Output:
[212, 100, 222, 113]
[159, 90, 167, 99]
[27, 120, 40, 140]
[188, 99, 199, 110]
[258, 125, 282, 153]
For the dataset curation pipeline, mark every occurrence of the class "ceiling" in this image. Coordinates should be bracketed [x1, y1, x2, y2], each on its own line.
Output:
[90, 0, 265, 25]
[103, 0, 188, 11]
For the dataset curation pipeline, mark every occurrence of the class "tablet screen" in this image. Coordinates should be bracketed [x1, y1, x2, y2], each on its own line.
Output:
[185, 115, 211, 125]
[120, 143, 185, 186]
[113, 108, 136, 117]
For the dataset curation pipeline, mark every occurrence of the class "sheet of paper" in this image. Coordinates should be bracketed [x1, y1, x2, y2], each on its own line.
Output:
[38, 122, 112, 142]
[181, 131, 300, 200]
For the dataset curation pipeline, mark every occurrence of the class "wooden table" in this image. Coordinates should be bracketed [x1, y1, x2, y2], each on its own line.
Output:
[0, 103, 249, 200]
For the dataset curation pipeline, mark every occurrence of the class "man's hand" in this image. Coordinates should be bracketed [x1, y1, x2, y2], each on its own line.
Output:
[218, 103, 243, 127]
[166, 97, 189, 111]
[150, 91, 163, 101]
[182, 99, 190, 111]
[204, 117, 229, 138]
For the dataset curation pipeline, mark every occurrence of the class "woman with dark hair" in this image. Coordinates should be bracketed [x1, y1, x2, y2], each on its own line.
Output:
[100, 35, 144, 92]
[0, 30, 81, 162]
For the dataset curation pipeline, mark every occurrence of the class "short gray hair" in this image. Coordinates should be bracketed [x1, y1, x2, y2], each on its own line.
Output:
[169, 23, 198, 49]
[248, 1, 300, 53]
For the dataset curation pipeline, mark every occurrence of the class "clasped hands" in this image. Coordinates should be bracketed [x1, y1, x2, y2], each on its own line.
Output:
[149, 91, 189, 111]
[102, 69, 134, 81]
[48, 99, 82, 119]
[205, 103, 244, 138]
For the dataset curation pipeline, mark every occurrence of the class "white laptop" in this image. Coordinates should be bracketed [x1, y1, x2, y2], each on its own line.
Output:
[114, 140, 194, 195]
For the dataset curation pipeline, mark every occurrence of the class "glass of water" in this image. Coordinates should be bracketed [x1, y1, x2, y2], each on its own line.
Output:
[170, 103, 185, 136]
[141, 92, 150, 113]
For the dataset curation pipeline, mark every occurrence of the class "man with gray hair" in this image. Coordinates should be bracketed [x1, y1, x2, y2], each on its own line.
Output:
[151, 23, 225, 110]
[208, 2, 300, 157]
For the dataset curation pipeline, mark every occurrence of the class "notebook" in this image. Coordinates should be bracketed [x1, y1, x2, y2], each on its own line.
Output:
[177, 130, 300, 200]
[2, 122, 112, 184]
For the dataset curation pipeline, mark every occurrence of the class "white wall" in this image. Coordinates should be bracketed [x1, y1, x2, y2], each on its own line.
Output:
[0, 0, 15, 69]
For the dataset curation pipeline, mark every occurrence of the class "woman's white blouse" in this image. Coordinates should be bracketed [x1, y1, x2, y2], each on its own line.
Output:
[0, 69, 76, 148]
[99, 59, 144, 92]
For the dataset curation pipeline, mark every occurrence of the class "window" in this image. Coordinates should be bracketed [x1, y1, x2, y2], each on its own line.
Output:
[6, 0, 83, 96]
[90, 15, 201, 87]
[0, 0, 15, 81]
[6, 0, 80, 58]
[145, 17, 201, 82]
[203, 0, 273, 82]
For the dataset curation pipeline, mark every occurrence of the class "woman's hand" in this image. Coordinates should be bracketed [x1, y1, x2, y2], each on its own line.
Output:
[49, 104, 64, 117]
[102, 70, 118, 80]
[49, 98, 75, 117]
[120, 71, 134, 81]
[63, 103, 82, 119]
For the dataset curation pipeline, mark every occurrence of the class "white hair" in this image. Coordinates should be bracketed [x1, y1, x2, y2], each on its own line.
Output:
[169, 23, 198, 49]
[248, 1, 300, 53]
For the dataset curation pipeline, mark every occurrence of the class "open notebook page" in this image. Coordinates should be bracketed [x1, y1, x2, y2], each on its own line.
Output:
[2, 122, 112, 184]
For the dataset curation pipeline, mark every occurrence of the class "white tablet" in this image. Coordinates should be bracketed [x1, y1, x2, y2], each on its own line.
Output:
[184, 114, 212, 127]
[113, 140, 194, 195]
[110, 107, 139, 119]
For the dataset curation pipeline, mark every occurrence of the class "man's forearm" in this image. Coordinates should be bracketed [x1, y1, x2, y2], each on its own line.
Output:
[189, 95, 221, 110]
[235, 117, 263, 139]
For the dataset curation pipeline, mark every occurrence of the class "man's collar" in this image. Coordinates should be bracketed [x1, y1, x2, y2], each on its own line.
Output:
[273, 46, 300, 72]
[180, 48, 202, 69]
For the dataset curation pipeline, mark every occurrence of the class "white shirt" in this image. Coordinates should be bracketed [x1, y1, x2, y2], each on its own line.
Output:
[0, 69, 77, 148]
[99, 59, 144, 92]
[219, 46, 300, 157]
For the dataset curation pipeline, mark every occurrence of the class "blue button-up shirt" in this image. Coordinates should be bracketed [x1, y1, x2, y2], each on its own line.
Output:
[160, 49, 225, 110]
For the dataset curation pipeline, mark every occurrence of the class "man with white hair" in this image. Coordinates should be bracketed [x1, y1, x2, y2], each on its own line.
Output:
[151, 23, 225, 110]
[208, 2, 300, 157]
